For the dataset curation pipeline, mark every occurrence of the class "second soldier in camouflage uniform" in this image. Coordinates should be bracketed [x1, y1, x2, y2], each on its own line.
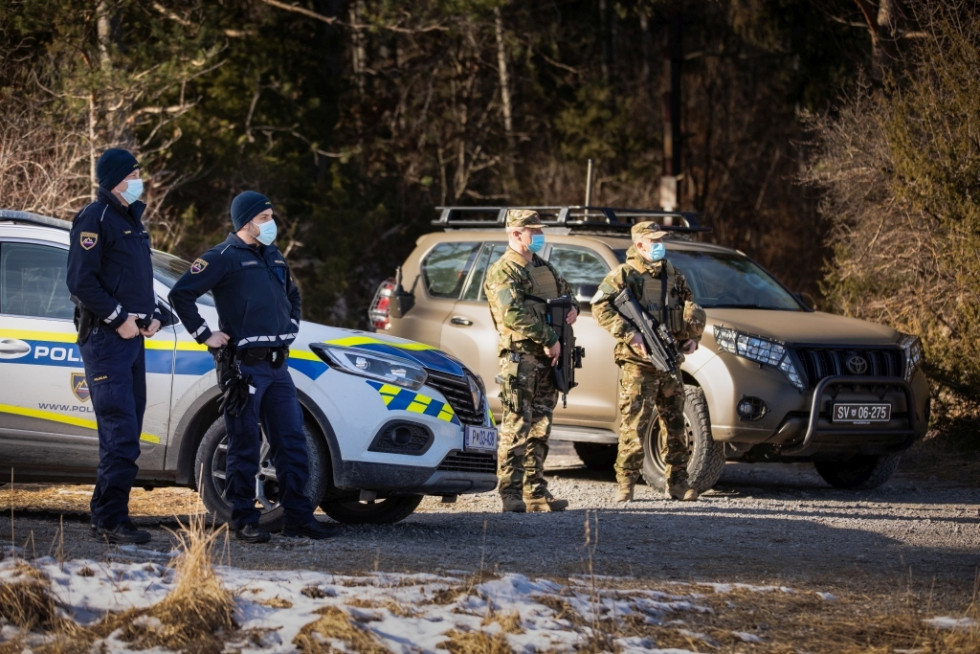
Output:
[484, 209, 579, 513]
[592, 221, 706, 502]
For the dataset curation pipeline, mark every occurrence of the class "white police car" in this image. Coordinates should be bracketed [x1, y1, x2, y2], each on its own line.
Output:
[0, 210, 497, 526]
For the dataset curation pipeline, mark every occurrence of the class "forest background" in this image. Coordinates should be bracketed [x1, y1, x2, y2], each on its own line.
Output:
[2, 0, 978, 445]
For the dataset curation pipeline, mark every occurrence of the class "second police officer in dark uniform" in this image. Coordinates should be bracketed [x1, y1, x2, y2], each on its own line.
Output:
[168, 191, 336, 543]
[67, 148, 163, 544]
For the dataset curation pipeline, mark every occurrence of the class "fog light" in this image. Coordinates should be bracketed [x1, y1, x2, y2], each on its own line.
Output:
[369, 421, 433, 454]
[737, 396, 768, 421]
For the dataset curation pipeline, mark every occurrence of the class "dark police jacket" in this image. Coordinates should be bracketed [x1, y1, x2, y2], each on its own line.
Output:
[66, 187, 159, 329]
[168, 233, 301, 350]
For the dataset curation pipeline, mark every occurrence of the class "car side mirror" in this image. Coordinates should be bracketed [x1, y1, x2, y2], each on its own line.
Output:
[389, 267, 416, 318]
[575, 284, 599, 306]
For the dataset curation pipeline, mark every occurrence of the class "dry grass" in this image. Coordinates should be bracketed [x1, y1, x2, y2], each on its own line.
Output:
[0, 562, 94, 653]
[0, 561, 59, 630]
[578, 578, 980, 654]
[438, 627, 513, 653]
[293, 605, 390, 653]
[0, 514, 237, 654]
[111, 514, 236, 653]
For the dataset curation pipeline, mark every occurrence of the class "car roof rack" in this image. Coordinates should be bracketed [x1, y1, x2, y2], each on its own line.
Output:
[433, 205, 710, 235]
[0, 209, 71, 230]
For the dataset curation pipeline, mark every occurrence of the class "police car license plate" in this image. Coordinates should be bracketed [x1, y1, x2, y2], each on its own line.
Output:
[464, 425, 498, 452]
[832, 403, 891, 424]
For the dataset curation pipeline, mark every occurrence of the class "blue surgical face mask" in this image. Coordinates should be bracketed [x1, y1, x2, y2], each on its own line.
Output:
[646, 242, 666, 262]
[528, 233, 546, 254]
[120, 178, 143, 204]
[255, 219, 278, 245]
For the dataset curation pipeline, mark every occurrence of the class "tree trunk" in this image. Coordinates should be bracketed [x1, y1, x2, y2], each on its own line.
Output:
[494, 7, 516, 186]
[856, 0, 902, 89]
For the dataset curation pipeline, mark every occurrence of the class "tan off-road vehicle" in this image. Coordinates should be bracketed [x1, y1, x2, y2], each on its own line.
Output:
[369, 206, 930, 492]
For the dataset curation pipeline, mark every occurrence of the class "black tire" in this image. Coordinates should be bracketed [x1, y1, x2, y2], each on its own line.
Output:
[573, 442, 617, 470]
[814, 453, 901, 489]
[194, 415, 328, 530]
[319, 494, 424, 525]
[641, 385, 725, 493]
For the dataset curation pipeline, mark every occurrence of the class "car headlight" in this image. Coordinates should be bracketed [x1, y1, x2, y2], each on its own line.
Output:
[466, 370, 486, 413]
[310, 343, 427, 390]
[714, 326, 806, 391]
[899, 333, 924, 382]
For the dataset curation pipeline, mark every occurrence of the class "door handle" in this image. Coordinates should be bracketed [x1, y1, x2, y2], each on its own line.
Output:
[450, 317, 473, 326]
[0, 338, 31, 358]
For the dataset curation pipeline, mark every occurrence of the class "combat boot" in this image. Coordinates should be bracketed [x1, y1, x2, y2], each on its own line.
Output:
[615, 474, 638, 503]
[500, 494, 526, 513]
[666, 481, 699, 502]
[525, 490, 568, 512]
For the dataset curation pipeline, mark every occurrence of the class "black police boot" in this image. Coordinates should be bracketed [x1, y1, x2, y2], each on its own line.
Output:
[282, 520, 338, 540]
[93, 521, 151, 545]
[235, 523, 271, 544]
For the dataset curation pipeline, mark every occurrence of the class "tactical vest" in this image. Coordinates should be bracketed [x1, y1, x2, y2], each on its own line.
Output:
[499, 260, 560, 352]
[632, 260, 685, 332]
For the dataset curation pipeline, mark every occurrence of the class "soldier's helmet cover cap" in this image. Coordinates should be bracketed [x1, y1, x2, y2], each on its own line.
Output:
[631, 221, 668, 240]
[506, 209, 546, 228]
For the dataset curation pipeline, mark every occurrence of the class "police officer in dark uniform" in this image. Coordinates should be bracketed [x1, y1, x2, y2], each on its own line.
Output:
[168, 191, 335, 543]
[66, 148, 162, 544]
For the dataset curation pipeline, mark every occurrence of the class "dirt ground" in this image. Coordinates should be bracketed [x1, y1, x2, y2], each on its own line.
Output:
[2, 441, 979, 651]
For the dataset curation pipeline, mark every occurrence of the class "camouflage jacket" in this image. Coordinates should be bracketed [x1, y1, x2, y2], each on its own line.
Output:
[484, 248, 578, 356]
[592, 245, 705, 366]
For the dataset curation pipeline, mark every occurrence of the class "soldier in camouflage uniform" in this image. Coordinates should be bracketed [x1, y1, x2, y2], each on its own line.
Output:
[592, 221, 706, 502]
[484, 209, 579, 513]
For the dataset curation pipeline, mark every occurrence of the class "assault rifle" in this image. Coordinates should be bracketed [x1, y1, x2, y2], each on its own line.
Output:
[545, 295, 585, 408]
[612, 288, 683, 378]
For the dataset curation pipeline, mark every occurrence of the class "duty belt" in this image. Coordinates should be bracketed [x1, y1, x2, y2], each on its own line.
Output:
[238, 346, 289, 368]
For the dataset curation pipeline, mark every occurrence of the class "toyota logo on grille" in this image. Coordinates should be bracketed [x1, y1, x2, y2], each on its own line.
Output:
[845, 354, 869, 375]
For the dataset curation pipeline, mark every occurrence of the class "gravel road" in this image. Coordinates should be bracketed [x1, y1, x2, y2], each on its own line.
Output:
[3, 443, 978, 601]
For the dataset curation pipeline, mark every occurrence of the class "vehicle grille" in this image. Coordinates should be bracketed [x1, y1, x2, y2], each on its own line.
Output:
[425, 370, 485, 426]
[437, 450, 497, 474]
[795, 346, 904, 388]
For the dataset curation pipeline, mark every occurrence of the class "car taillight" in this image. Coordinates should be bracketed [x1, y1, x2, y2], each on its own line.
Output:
[368, 278, 396, 330]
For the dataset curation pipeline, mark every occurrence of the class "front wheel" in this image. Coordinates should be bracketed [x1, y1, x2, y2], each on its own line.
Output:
[814, 453, 901, 489]
[641, 385, 725, 493]
[194, 415, 328, 530]
[319, 494, 424, 525]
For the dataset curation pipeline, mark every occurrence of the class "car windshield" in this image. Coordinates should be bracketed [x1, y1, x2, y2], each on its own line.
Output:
[151, 250, 215, 306]
[612, 247, 803, 310]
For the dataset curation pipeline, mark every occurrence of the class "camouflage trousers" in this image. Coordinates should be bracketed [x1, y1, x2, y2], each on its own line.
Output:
[495, 351, 558, 499]
[615, 361, 688, 485]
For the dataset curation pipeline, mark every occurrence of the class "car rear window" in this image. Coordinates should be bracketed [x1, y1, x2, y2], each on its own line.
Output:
[0, 242, 74, 320]
[547, 245, 610, 296]
[421, 242, 483, 298]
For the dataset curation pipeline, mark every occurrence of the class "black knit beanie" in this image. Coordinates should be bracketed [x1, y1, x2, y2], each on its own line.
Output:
[231, 191, 273, 230]
[96, 149, 140, 191]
